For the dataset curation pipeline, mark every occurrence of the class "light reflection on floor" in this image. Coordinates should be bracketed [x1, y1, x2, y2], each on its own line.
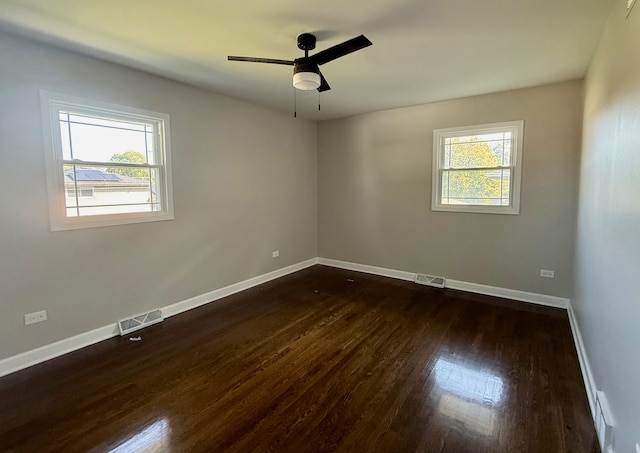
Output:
[433, 357, 504, 436]
[107, 417, 171, 453]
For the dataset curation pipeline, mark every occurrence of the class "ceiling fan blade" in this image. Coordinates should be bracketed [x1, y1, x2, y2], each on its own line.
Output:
[310, 35, 372, 66]
[228, 56, 294, 66]
[318, 71, 331, 92]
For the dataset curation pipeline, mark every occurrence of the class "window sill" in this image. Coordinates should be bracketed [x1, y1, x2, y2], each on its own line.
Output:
[50, 211, 174, 232]
[431, 204, 520, 215]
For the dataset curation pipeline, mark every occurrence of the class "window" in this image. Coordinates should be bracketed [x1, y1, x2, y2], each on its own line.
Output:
[431, 120, 524, 215]
[41, 92, 174, 230]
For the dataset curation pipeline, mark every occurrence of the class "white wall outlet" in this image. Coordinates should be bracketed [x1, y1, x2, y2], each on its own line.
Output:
[540, 269, 555, 278]
[635, 442, 639, 453]
[272, 250, 279, 258]
[24, 310, 47, 325]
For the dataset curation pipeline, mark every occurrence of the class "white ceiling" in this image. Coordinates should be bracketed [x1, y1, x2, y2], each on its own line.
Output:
[0, 0, 613, 120]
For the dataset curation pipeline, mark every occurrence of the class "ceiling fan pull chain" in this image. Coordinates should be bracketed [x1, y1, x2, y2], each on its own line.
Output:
[293, 87, 297, 118]
[318, 91, 321, 111]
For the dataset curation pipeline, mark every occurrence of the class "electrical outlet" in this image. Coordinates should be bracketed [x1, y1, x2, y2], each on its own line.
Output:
[272, 250, 279, 258]
[635, 442, 639, 453]
[540, 269, 555, 278]
[25, 310, 47, 325]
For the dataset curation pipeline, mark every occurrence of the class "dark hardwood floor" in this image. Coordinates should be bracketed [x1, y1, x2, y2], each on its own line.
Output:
[0, 265, 598, 452]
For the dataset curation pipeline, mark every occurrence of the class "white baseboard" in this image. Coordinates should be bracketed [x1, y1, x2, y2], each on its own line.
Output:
[317, 258, 416, 282]
[446, 279, 569, 309]
[0, 258, 318, 378]
[567, 300, 597, 419]
[317, 257, 570, 309]
[0, 324, 118, 378]
[161, 258, 318, 318]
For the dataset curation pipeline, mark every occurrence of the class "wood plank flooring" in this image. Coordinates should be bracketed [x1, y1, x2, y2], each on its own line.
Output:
[0, 265, 598, 452]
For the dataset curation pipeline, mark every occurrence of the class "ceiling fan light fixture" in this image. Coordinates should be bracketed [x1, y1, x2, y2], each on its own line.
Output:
[293, 71, 321, 90]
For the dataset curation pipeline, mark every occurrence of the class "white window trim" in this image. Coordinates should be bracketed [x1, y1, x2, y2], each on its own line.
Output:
[40, 91, 174, 231]
[431, 120, 524, 215]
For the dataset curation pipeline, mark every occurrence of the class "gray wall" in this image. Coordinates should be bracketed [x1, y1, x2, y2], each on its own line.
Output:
[318, 81, 583, 297]
[575, 0, 640, 450]
[0, 31, 317, 360]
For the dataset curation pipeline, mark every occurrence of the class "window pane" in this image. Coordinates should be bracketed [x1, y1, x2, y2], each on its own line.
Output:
[443, 142, 451, 168]
[502, 139, 511, 166]
[68, 113, 146, 131]
[444, 132, 513, 169]
[441, 169, 511, 206]
[145, 124, 157, 165]
[60, 113, 72, 160]
[77, 203, 162, 217]
[64, 165, 160, 217]
[487, 133, 512, 166]
[59, 112, 155, 163]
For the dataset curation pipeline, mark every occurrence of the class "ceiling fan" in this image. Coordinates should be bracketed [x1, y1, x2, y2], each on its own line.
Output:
[228, 33, 372, 92]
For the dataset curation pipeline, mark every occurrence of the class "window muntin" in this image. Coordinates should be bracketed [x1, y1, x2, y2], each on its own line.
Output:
[42, 92, 174, 230]
[432, 121, 523, 215]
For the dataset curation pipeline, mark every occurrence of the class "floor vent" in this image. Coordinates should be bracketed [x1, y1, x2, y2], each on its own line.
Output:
[415, 273, 446, 288]
[595, 390, 614, 453]
[118, 309, 163, 336]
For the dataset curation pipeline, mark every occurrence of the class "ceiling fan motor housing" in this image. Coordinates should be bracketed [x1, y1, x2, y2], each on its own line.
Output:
[294, 59, 319, 76]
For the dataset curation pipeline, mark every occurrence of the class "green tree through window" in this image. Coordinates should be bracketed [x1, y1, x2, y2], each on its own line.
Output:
[443, 138, 502, 204]
[108, 151, 149, 179]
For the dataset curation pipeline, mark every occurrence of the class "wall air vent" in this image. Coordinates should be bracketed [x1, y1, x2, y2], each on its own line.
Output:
[118, 309, 163, 335]
[415, 273, 446, 288]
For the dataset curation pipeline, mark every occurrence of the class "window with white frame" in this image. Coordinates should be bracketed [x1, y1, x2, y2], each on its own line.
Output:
[41, 92, 174, 230]
[431, 120, 524, 215]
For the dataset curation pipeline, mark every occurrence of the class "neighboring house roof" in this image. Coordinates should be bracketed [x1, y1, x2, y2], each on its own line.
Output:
[64, 168, 146, 184]
[65, 168, 120, 182]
